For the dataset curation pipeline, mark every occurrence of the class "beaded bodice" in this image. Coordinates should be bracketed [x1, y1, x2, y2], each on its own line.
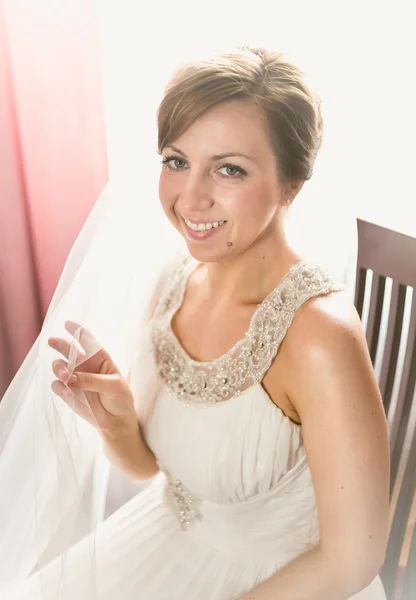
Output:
[144, 254, 346, 533]
[151, 254, 346, 408]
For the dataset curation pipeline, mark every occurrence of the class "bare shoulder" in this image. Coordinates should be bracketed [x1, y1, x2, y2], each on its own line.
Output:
[280, 288, 379, 415]
[284, 288, 365, 362]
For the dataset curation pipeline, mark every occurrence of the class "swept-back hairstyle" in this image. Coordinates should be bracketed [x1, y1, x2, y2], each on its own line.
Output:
[157, 46, 324, 183]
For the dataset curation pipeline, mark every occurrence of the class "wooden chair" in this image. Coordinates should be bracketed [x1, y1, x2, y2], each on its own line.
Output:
[354, 218, 416, 600]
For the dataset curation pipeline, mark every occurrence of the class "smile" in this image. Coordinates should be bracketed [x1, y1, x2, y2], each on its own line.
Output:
[181, 216, 228, 241]
[183, 218, 227, 232]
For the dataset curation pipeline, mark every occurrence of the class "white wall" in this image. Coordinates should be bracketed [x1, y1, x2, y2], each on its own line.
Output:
[95, 0, 415, 238]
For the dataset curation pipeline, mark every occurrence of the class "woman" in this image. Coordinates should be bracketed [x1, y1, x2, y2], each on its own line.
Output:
[1, 47, 389, 599]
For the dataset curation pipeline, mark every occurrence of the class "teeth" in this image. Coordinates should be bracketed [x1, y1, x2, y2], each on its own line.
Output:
[184, 218, 226, 232]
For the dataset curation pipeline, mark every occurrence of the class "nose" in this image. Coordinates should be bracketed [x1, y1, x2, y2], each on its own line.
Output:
[177, 170, 214, 214]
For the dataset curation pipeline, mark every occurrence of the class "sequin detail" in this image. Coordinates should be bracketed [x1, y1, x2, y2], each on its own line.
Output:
[159, 464, 203, 531]
[151, 255, 345, 408]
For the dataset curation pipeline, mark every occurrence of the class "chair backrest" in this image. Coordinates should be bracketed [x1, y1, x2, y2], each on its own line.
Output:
[354, 218, 416, 600]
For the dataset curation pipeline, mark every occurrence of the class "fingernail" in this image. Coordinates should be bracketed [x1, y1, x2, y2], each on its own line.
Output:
[59, 369, 69, 380]
[68, 374, 77, 384]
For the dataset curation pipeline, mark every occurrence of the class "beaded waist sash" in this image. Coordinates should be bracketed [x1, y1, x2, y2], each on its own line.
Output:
[158, 456, 319, 563]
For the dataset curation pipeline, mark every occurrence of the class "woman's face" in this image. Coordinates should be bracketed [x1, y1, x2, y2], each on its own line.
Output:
[159, 99, 292, 263]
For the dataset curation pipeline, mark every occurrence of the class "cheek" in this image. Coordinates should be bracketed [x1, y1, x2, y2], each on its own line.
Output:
[158, 174, 176, 211]
[225, 183, 277, 225]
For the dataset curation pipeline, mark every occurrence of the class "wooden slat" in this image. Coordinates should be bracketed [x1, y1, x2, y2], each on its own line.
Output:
[402, 517, 416, 600]
[354, 267, 367, 319]
[389, 293, 416, 494]
[378, 281, 404, 414]
[382, 394, 416, 599]
[365, 274, 385, 364]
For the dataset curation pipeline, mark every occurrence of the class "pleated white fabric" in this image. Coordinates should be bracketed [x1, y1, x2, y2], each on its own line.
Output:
[4, 257, 387, 600]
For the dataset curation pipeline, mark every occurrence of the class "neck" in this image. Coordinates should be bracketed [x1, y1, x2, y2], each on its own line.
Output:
[201, 219, 303, 307]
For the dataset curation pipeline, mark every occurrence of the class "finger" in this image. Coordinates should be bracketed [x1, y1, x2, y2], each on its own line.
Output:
[64, 320, 83, 335]
[48, 337, 71, 359]
[51, 379, 74, 398]
[70, 371, 121, 395]
[51, 381, 97, 427]
[64, 321, 101, 355]
[52, 358, 69, 381]
[48, 337, 86, 363]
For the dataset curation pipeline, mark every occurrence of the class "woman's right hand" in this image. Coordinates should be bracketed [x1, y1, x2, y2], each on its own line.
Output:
[48, 321, 138, 436]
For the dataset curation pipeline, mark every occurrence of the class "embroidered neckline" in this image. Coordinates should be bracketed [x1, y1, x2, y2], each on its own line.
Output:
[167, 257, 307, 367]
[151, 254, 345, 407]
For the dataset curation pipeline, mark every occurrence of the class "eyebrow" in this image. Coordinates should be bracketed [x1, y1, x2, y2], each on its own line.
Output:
[165, 144, 254, 162]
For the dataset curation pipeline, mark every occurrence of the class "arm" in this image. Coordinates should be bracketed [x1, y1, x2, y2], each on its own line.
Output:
[101, 421, 159, 480]
[239, 292, 390, 600]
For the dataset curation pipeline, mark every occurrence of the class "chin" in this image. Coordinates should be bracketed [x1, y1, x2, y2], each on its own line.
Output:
[184, 240, 234, 264]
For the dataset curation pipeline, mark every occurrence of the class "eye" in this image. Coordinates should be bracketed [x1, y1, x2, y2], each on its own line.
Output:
[161, 155, 187, 171]
[217, 163, 247, 178]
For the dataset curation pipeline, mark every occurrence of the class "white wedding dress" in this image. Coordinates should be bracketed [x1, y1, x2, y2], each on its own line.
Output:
[6, 256, 387, 600]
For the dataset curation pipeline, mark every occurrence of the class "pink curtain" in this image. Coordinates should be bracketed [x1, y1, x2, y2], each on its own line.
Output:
[0, 0, 108, 397]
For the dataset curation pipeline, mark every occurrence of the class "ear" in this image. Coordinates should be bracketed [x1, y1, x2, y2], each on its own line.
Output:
[286, 179, 305, 200]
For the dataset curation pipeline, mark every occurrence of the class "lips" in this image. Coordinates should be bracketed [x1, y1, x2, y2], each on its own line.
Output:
[181, 216, 228, 241]
[182, 217, 222, 224]
[182, 216, 227, 224]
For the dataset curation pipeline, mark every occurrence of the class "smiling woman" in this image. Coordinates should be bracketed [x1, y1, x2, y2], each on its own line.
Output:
[0, 46, 388, 600]
[156, 48, 321, 267]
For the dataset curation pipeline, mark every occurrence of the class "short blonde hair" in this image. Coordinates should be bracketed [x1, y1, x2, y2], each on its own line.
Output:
[157, 46, 324, 183]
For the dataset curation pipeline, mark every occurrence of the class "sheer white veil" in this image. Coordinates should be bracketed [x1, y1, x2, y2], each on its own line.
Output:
[0, 171, 181, 594]
[0, 66, 358, 599]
